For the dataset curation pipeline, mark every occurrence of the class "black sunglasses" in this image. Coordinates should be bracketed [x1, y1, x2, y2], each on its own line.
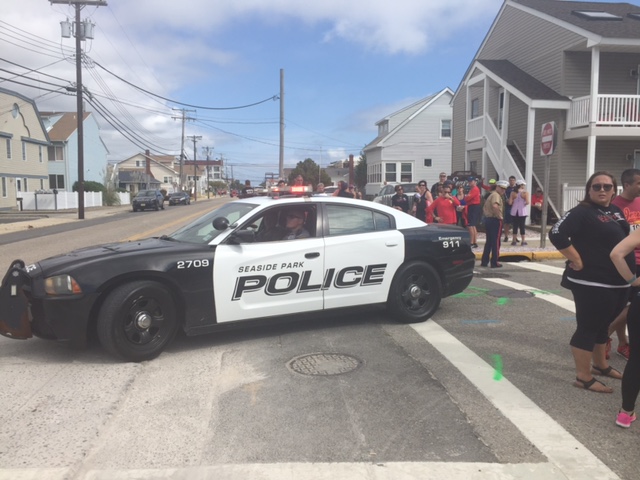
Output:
[592, 183, 614, 192]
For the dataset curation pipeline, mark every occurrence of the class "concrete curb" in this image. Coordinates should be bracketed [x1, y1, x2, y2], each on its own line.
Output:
[474, 250, 564, 262]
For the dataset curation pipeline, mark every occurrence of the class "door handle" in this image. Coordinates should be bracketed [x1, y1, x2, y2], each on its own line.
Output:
[305, 252, 320, 259]
[385, 242, 398, 247]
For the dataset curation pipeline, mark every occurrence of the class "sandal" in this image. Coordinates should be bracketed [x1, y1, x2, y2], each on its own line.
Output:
[574, 377, 613, 393]
[591, 365, 623, 379]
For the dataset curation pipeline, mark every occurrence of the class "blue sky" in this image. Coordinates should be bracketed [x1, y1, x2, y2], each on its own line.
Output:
[0, 0, 629, 184]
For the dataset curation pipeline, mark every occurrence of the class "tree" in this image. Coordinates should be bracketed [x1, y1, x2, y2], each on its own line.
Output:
[289, 158, 331, 188]
[354, 151, 367, 191]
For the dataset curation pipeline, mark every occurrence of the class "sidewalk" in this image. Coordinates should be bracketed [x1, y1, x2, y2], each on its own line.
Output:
[473, 226, 564, 261]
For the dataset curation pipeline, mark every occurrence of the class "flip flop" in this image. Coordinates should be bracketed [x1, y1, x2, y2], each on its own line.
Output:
[591, 365, 623, 379]
[574, 377, 613, 393]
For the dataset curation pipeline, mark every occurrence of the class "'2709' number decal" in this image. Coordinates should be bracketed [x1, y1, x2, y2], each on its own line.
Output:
[177, 259, 210, 269]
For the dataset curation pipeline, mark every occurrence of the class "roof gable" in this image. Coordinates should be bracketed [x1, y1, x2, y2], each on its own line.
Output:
[44, 112, 91, 141]
[365, 87, 453, 150]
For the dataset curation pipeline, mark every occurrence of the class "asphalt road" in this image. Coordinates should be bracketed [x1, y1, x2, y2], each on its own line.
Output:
[0, 201, 636, 480]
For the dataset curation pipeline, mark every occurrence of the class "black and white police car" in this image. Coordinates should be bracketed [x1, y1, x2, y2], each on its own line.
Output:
[0, 187, 474, 362]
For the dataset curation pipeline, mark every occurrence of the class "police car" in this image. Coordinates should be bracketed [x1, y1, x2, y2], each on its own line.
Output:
[0, 187, 474, 362]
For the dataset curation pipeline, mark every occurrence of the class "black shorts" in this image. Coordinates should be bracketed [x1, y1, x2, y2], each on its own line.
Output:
[467, 205, 481, 227]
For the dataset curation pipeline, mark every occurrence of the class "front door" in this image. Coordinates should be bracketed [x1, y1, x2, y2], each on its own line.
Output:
[213, 205, 324, 323]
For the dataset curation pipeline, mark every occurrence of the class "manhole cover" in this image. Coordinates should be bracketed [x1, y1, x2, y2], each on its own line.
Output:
[474, 271, 510, 279]
[487, 289, 534, 298]
[287, 353, 363, 376]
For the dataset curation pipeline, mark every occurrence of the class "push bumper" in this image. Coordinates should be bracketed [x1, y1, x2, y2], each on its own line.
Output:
[0, 259, 32, 340]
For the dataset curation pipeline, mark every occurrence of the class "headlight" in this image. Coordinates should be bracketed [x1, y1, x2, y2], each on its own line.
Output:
[44, 275, 82, 295]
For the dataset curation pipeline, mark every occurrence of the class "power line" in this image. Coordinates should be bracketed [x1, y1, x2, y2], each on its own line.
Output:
[93, 60, 278, 110]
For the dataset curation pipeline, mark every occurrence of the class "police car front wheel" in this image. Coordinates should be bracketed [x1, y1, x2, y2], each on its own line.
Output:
[387, 261, 442, 323]
[97, 280, 179, 362]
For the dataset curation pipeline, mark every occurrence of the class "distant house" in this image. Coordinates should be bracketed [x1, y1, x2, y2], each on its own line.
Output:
[0, 88, 50, 210]
[451, 0, 640, 216]
[364, 87, 453, 196]
[114, 152, 178, 194]
[183, 159, 224, 194]
[41, 111, 108, 191]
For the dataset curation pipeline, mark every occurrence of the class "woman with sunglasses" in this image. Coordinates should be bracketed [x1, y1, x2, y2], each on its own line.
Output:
[550, 172, 633, 393]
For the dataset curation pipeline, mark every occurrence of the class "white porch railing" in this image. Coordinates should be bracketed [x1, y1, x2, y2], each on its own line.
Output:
[467, 117, 483, 142]
[561, 184, 623, 214]
[568, 94, 640, 128]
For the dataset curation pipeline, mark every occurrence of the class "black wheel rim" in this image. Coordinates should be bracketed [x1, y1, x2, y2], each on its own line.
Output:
[400, 271, 434, 314]
[122, 295, 168, 346]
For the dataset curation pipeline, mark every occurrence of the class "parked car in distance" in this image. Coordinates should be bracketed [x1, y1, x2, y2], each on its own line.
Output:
[323, 186, 338, 195]
[168, 191, 191, 206]
[132, 190, 165, 212]
[373, 183, 419, 210]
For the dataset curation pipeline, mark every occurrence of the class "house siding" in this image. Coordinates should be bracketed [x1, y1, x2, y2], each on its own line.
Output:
[0, 91, 49, 210]
[366, 89, 453, 195]
[478, 6, 583, 93]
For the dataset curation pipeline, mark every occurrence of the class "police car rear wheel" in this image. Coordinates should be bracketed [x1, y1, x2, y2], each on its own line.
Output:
[97, 281, 179, 362]
[387, 261, 442, 323]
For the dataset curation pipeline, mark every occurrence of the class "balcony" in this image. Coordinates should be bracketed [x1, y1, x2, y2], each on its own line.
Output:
[567, 94, 640, 139]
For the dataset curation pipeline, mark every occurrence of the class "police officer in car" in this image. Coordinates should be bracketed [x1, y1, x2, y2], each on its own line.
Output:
[283, 208, 310, 240]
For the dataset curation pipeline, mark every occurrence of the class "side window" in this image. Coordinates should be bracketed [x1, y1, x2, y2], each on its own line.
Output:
[250, 206, 317, 242]
[326, 205, 392, 236]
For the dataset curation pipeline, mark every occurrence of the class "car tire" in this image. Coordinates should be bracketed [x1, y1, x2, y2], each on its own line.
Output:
[132, 206, 138, 212]
[97, 281, 179, 362]
[387, 261, 442, 323]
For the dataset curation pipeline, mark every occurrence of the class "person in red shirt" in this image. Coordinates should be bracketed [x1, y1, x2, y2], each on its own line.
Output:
[530, 188, 544, 224]
[427, 183, 460, 224]
[462, 177, 481, 248]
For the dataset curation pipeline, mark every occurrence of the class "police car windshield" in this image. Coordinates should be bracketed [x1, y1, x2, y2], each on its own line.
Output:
[168, 202, 258, 244]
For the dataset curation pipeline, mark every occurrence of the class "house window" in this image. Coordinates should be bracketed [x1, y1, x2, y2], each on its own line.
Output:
[23, 178, 28, 191]
[471, 98, 480, 119]
[40, 179, 45, 189]
[22, 142, 27, 161]
[49, 174, 65, 189]
[135, 160, 142, 167]
[39, 146, 43, 163]
[48, 145, 64, 161]
[400, 163, 412, 182]
[440, 119, 451, 138]
[5, 139, 11, 159]
[163, 176, 172, 184]
[16, 179, 21, 192]
[367, 163, 382, 183]
[1, 177, 6, 197]
[424, 158, 432, 167]
[385, 163, 397, 182]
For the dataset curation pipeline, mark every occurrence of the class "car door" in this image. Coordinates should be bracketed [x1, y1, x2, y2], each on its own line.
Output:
[213, 205, 324, 323]
[321, 203, 405, 310]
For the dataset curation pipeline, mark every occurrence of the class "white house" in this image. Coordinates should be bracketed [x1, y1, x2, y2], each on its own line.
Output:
[0, 88, 50, 210]
[364, 87, 453, 196]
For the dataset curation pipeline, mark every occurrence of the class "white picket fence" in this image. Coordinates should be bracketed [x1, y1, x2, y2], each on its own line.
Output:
[18, 191, 131, 211]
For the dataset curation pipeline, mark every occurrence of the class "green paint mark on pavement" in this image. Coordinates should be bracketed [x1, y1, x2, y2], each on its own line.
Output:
[497, 297, 509, 306]
[492, 354, 503, 381]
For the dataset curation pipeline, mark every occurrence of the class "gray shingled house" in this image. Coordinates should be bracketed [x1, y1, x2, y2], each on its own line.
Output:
[451, 0, 640, 216]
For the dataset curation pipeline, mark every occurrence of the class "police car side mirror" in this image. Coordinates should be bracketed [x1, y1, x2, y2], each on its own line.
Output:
[212, 217, 230, 231]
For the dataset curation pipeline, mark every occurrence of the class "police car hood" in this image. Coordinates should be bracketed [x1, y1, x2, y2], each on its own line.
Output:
[35, 238, 178, 274]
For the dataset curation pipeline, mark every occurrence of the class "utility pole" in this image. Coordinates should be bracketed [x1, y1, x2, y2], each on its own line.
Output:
[279, 68, 284, 180]
[172, 108, 195, 192]
[51, 0, 107, 220]
[187, 135, 202, 201]
[202, 146, 214, 198]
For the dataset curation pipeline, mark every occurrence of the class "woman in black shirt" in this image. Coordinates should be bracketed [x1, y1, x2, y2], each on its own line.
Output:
[550, 171, 634, 393]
